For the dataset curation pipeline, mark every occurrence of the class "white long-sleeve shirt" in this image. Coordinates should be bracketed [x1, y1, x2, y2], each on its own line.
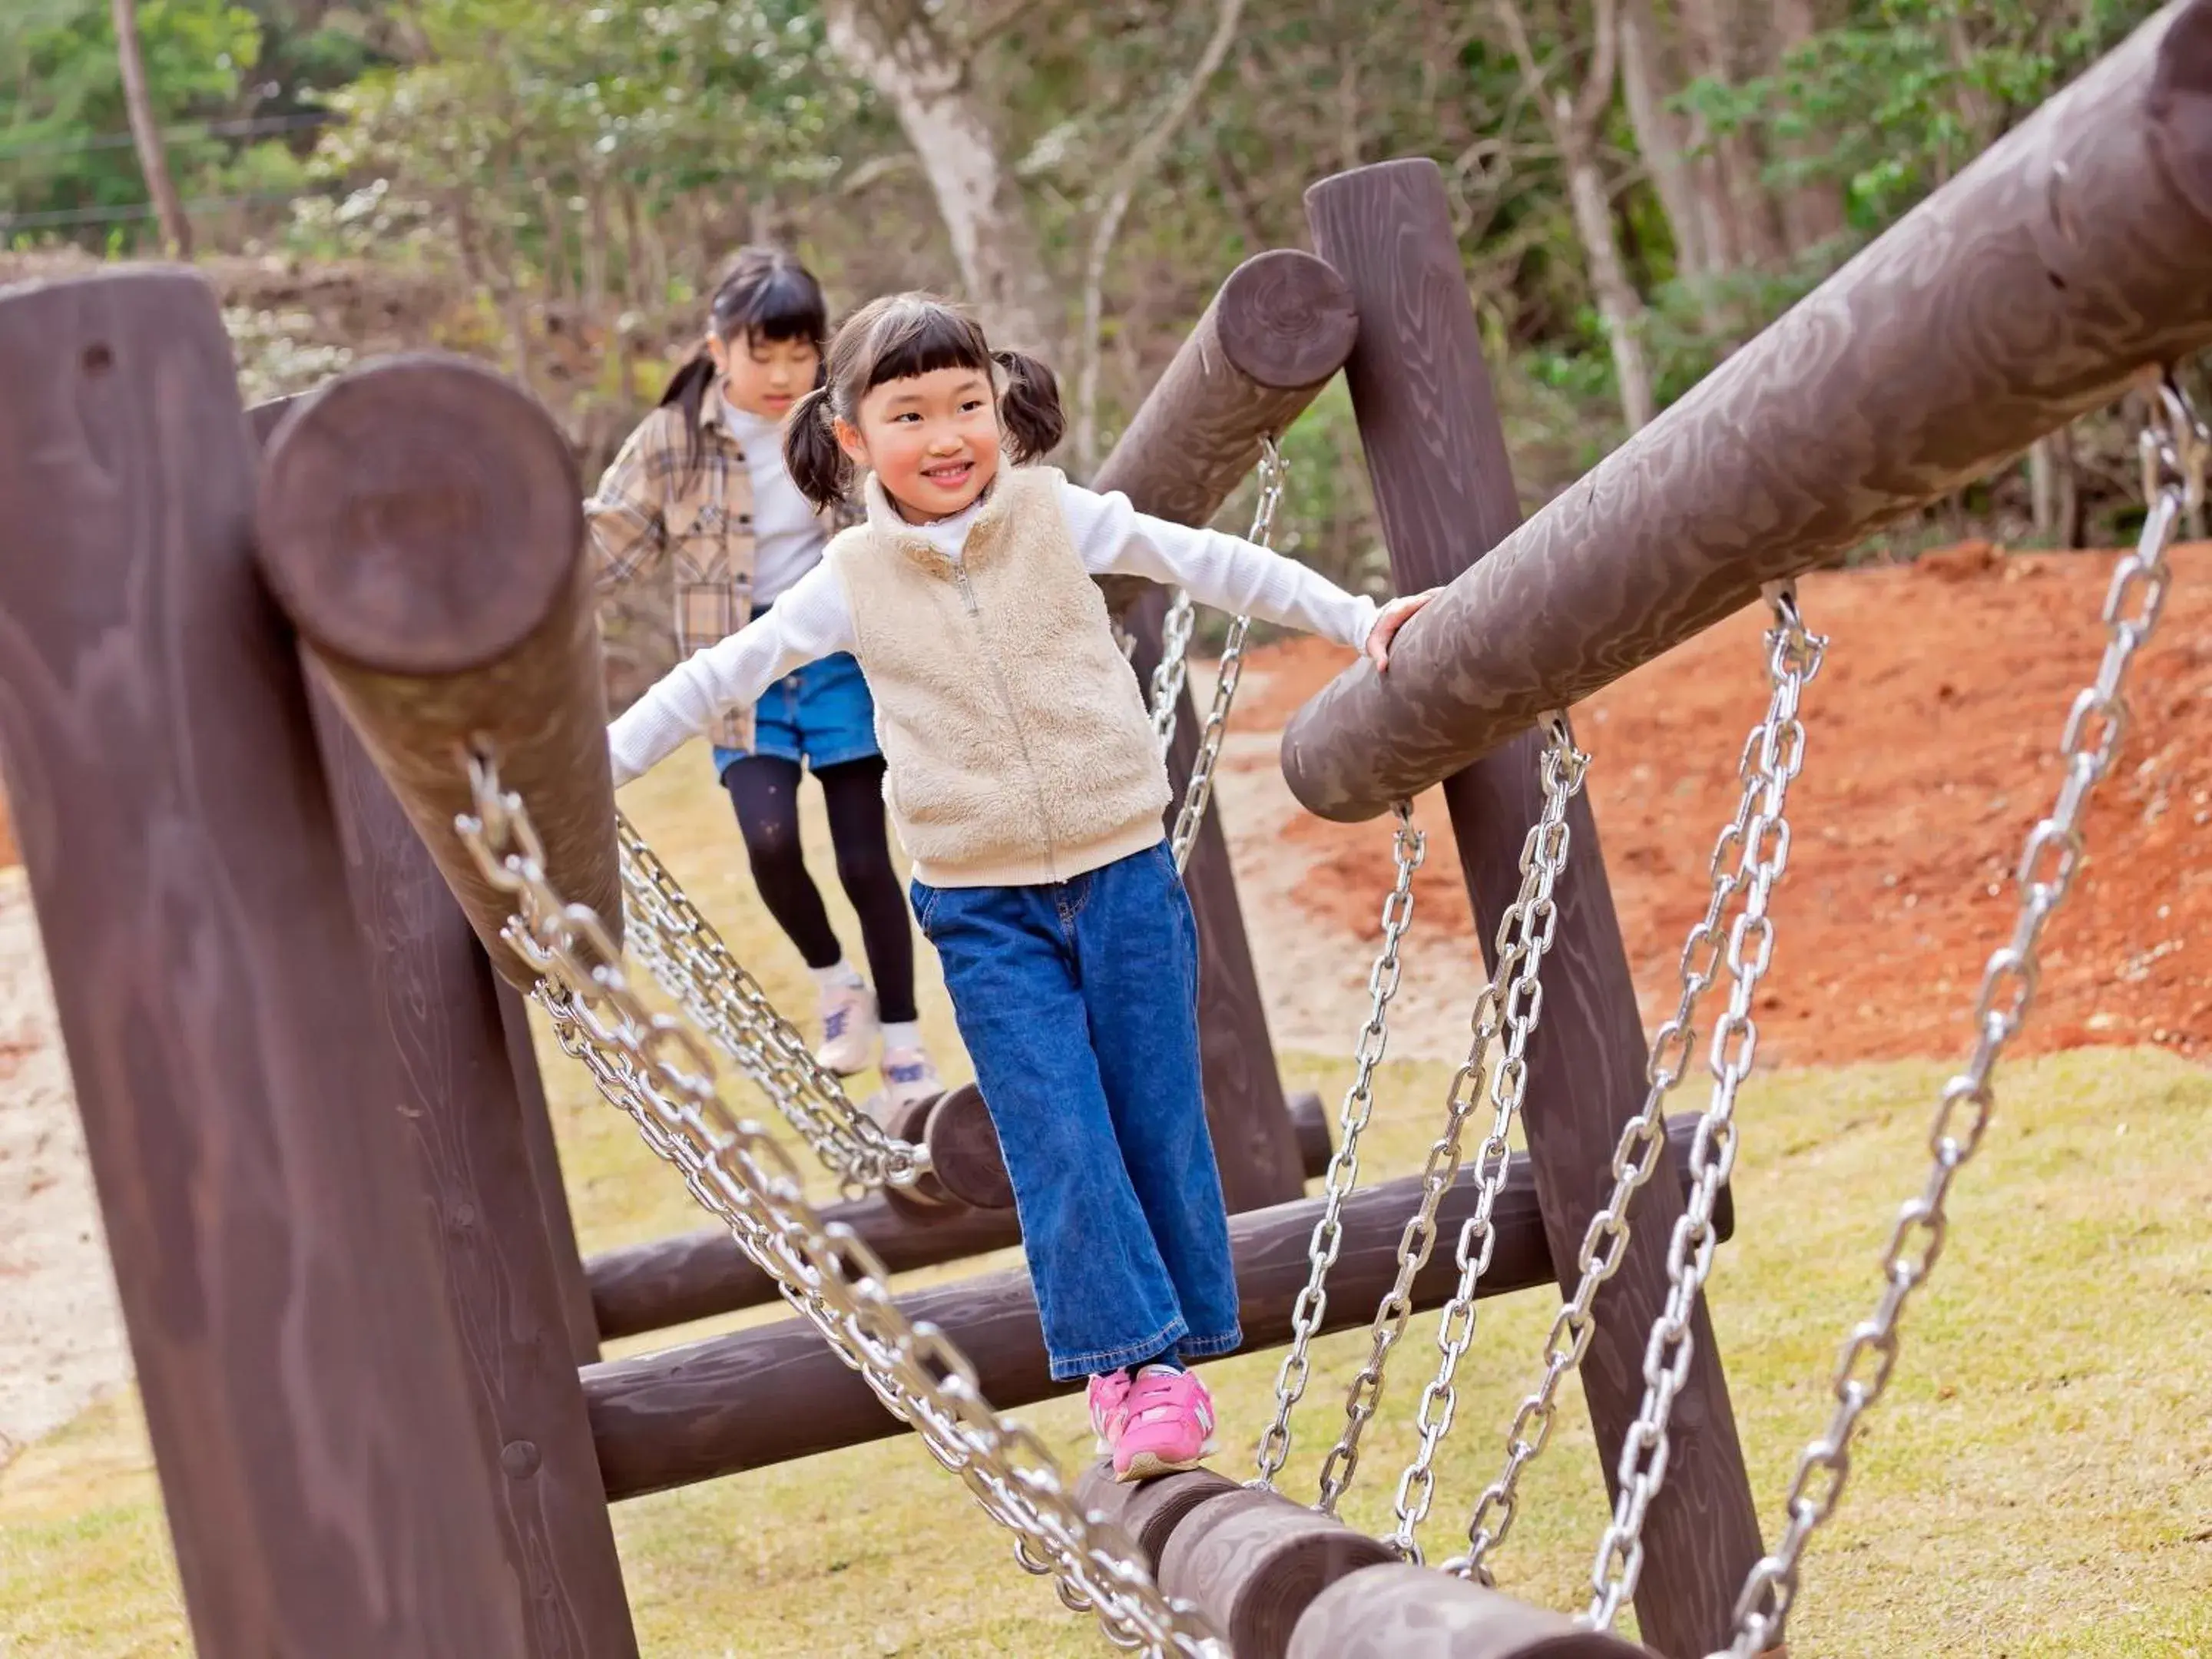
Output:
[719, 397, 827, 604]
[608, 475, 1379, 787]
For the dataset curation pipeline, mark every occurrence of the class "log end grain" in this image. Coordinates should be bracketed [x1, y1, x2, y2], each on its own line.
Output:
[924, 1081, 1016, 1210]
[257, 353, 581, 677]
[1215, 248, 1360, 392]
[1073, 1462, 1243, 1570]
[1159, 1487, 1396, 1659]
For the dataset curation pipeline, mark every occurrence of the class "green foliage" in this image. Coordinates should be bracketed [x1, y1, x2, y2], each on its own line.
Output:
[0, 0, 266, 220]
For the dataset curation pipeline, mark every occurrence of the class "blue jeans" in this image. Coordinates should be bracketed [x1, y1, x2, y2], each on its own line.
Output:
[912, 843, 1241, 1381]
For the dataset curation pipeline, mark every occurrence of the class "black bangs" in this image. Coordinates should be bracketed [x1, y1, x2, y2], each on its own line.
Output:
[858, 300, 994, 395]
[709, 249, 829, 348]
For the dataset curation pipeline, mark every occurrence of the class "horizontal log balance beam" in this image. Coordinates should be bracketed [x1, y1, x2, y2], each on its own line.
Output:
[582, 1117, 1727, 1499]
[588, 1090, 1338, 1340]
[1282, 0, 2212, 823]
[256, 355, 621, 984]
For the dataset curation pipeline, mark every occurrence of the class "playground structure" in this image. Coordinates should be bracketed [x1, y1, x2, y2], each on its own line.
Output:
[0, 3, 2208, 1653]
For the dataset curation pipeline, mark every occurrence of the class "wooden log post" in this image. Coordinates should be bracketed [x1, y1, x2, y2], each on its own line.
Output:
[1283, 0, 2212, 816]
[0, 269, 529, 1657]
[1088, 247, 1359, 1211]
[1306, 159, 1763, 1657]
[584, 1089, 1333, 1339]
[495, 975, 604, 1366]
[1074, 1465, 1242, 1571]
[919, 1081, 1016, 1210]
[1157, 1486, 1396, 1659]
[247, 391, 605, 1376]
[1287, 1565, 1654, 1658]
[254, 354, 618, 986]
[310, 680, 638, 1657]
[583, 1119, 1727, 1497]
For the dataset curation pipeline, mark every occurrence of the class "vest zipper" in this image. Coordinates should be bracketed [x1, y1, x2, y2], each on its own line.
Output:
[952, 558, 1058, 881]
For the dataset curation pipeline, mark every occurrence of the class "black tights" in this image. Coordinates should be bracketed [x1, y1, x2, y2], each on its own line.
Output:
[721, 755, 916, 1025]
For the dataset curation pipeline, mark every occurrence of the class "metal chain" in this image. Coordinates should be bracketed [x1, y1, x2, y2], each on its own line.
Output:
[456, 760, 1223, 1659]
[1714, 382, 2204, 1659]
[1442, 588, 1824, 1593]
[1383, 714, 1604, 1558]
[618, 816, 926, 1197]
[1168, 439, 1287, 873]
[1313, 716, 1590, 1520]
[1251, 802, 1426, 1491]
[1565, 591, 1825, 1623]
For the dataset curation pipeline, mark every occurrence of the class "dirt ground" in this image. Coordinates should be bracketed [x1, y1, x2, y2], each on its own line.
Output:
[0, 541, 2204, 1461]
[1224, 541, 2212, 1067]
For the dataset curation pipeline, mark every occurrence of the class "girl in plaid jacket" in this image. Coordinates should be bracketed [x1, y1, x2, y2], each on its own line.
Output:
[587, 249, 939, 1109]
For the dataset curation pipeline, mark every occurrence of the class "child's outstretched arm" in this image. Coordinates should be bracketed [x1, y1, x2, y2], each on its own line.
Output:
[1062, 481, 1434, 670]
[607, 562, 856, 786]
[584, 418, 674, 596]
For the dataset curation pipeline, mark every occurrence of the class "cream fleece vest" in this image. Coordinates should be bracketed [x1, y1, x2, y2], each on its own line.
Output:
[824, 465, 1170, 888]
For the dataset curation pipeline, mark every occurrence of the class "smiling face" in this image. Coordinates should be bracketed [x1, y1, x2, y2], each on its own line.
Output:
[835, 365, 1002, 522]
[710, 329, 821, 422]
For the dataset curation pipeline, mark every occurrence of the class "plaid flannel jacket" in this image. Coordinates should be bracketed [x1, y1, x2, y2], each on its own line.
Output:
[586, 395, 764, 751]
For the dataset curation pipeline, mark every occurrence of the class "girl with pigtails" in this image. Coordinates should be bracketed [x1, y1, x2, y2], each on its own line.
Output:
[608, 292, 1435, 1480]
[587, 250, 939, 1109]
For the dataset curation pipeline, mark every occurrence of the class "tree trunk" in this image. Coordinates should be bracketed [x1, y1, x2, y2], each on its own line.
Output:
[1498, 0, 1654, 433]
[536, 180, 571, 303]
[1675, 0, 1784, 270]
[1562, 112, 1657, 432]
[110, 0, 192, 258]
[582, 182, 610, 323]
[1620, 0, 1709, 285]
[2030, 426, 2082, 548]
[1073, 0, 1247, 472]
[1770, 0, 1847, 258]
[820, 0, 1055, 351]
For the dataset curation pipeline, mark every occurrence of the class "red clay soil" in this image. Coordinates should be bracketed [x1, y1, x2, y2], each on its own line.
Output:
[1235, 542, 2212, 1068]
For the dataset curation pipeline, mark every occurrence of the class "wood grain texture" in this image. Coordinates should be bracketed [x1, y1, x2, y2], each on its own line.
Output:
[583, 1121, 1725, 1498]
[1308, 158, 1762, 1658]
[496, 975, 603, 1367]
[1086, 249, 1358, 1211]
[310, 677, 637, 1657]
[584, 1090, 1333, 1338]
[922, 1081, 1017, 1210]
[1073, 1465, 1243, 1570]
[1156, 1486, 1396, 1659]
[0, 267, 529, 1658]
[255, 355, 619, 984]
[1284, 0, 2212, 821]
[1287, 1564, 1654, 1657]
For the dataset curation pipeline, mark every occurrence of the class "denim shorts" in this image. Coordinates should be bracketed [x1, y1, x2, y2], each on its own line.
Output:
[712, 648, 879, 777]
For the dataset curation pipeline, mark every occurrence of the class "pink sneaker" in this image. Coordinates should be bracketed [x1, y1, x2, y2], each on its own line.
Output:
[1102, 1366, 1217, 1482]
[1088, 1369, 1133, 1453]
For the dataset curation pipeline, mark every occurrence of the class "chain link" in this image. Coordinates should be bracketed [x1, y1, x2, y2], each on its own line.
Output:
[1251, 801, 1426, 1491]
[1313, 716, 1590, 1521]
[1548, 591, 1825, 1622]
[1383, 716, 1600, 1557]
[455, 760, 1223, 1659]
[618, 816, 925, 1196]
[1714, 383, 2204, 1659]
[1167, 439, 1286, 873]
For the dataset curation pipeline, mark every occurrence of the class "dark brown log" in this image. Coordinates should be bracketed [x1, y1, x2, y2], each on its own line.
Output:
[496, 976, 603, 1367]
[583, 1118, 1727, 1498]
[1283, 2, 2212, 820]
[1287, 1565, 1654, 1657]
[1307, 158, 1761, 1658]
[309, 676, 637, 1657]
[254, 353, 618, 985]
[0, 267, 528, 1657]
[584, 1088, 1333, 1338]
[1157, 1486, 1397, 1659]
[879, 1089, 959, 1217]
[922, 1081, 1016, 1210]
[589, 1191, 1024, 1340]
[1074, 1465, 1243, 1570]
[1089, 249, 1358, 1214]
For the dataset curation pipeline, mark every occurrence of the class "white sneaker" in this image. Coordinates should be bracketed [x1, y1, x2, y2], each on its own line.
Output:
[880, 1048, 942, 1112]
[816, 981, 879, 1076]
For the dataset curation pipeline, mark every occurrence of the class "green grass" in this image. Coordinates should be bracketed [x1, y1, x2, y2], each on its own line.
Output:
[4, 744, 2209, 1654]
